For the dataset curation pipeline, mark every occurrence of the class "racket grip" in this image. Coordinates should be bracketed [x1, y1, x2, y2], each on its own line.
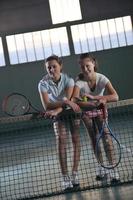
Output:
[98, 103, 107, 119]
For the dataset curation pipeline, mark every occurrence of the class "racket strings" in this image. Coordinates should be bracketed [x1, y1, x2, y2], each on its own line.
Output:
[3, 94, 31, 116]
[97, 126, 121, 169]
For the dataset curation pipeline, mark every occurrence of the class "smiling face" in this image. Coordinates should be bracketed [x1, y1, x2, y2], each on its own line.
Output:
[79, 58, 96, 80]
[45, 59, 62, 81]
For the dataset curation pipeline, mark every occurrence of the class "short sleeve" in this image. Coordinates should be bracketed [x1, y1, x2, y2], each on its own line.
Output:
[38, 81, 48, 93]
[99, 74, 109, 88]
[64, 73, 74, 87]
[67, 77, 74, 87]
[75, 80, 83, 89]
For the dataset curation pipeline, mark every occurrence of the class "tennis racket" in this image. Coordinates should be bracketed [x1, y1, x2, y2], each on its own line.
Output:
[95, 103, 121, 169]
[2, 93, 43, 117]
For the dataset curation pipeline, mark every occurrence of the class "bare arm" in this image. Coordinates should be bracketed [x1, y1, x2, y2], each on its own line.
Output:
[89, 82, 119, 103]
[71, 85, 98, 108]
[39, 91, 63, 115]
[72, 81, 119, 109]
[40, 92, 61, 110]
[39, 86, 80, 112]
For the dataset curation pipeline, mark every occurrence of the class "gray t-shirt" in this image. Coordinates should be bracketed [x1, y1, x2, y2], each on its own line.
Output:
[38, 73, 74, 102]
[75, 73, 109, 96]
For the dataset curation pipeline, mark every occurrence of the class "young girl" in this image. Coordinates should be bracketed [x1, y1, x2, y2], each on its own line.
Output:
[38, 55, 81, 190]
[72, 53, 120, 182]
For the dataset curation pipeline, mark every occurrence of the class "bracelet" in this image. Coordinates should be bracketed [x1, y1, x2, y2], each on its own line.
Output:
[62, 101, 68, 110]
[62, 99, 69, 110]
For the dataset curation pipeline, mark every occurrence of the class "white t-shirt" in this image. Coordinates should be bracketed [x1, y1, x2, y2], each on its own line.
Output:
[75, 73, 109, 97]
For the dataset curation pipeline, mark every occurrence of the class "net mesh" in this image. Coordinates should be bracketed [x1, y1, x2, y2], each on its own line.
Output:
[0, 99, 133, 200]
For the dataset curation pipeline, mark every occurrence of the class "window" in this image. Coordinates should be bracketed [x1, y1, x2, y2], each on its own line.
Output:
[49, 0, 82, 24]
[6, 27, 70, 65]
[0, 38, 6, 67]
[71, 16, 133, 54]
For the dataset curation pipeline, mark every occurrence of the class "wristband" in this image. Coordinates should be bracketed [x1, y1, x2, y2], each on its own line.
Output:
[62, 99, 68, 110]
[62, 103, 67, 110]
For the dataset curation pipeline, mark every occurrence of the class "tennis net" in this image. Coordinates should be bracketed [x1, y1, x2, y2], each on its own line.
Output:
[0, 99, 133, 200]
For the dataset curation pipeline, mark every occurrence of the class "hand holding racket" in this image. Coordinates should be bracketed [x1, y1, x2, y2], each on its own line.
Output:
[96, 103, 121, 169]
[75, 96, 99, 110]
[2, 93, 65, 121]
[2, 93, 44, 117]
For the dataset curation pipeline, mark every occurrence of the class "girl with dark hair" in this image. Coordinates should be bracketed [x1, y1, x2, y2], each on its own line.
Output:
[38, 55, 81, 190]
[72, 53, 120, 182]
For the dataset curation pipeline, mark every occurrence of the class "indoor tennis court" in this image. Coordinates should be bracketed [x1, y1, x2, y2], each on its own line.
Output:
[0, 1, 133, 200]
[0, 100, 133, 199]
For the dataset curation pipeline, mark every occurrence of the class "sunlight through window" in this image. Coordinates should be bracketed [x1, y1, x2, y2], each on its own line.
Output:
[49, 0, 82, 24]
[71, 16, 133, 54]
[6, 27, 70, 65]
[0, 38, 5, 67]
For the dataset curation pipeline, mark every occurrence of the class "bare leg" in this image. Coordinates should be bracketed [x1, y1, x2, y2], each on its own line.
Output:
[102, 128, 115, 165]
[54, 121, 68, 175]
[96, 118, 115, 165]
[70, 119, 81, 173]
[82, 116, 103, 161]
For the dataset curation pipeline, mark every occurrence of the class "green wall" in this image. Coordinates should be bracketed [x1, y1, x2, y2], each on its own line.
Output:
[0, 46, 133, 117]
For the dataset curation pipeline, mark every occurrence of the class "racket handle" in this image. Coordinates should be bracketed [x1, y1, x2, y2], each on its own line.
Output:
[98, 103, 107, 120]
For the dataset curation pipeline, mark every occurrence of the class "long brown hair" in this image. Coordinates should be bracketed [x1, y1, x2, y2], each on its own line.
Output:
[45, 54, 62, 65]
[79, 53, 98, 72]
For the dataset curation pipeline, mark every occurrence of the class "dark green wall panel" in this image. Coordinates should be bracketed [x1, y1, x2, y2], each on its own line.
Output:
[0, 46, 133, 117]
